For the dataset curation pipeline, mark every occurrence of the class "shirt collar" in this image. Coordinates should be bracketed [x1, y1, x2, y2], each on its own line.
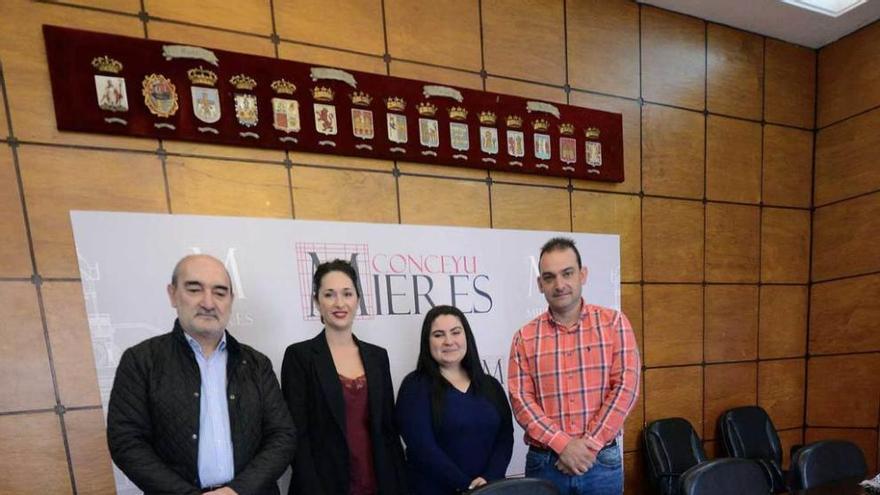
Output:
[184, 330, 227, 356]
[545, 298, 587, 332]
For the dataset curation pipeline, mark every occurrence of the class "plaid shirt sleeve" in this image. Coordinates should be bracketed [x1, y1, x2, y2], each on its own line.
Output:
[508, 328, 573, 454]
[582, 311, 641, 453]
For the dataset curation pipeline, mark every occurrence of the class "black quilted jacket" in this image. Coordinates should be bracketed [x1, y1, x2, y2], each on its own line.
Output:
[107, 321, 296, 495]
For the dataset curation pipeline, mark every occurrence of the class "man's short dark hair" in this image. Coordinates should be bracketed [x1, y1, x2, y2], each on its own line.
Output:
[539, 237, 583, 269]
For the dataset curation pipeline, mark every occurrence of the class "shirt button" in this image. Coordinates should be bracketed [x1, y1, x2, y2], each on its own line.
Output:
[192, 434, 198, 440]
[193, 392, 199, 397]
[229, 394, 236, 400]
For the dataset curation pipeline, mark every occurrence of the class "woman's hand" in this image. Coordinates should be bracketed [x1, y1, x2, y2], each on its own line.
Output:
[468, 477, 488, 490]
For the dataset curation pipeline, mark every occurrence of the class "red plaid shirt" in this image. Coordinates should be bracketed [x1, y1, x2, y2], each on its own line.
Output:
[508, 300, 640, 454]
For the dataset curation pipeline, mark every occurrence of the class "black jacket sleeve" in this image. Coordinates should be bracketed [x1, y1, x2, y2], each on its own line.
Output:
[281, 345, 325, 495]
[227, 354, 297, 495]
[106, 347, 201, 495]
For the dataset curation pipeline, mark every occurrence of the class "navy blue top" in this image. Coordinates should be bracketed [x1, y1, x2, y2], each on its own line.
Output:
[395, 372, 514, 495]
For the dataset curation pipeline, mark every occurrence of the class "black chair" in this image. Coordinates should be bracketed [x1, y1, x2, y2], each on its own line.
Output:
[680, 458, 772, 495]
[719, 406, 787, 493]
[643, 417, 708, 495]
[469, 477, 559, 495]
[790, 440, 868, 490]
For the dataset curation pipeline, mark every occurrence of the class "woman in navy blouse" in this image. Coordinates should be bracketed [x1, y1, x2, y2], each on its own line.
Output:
[395, 305, 513, 494]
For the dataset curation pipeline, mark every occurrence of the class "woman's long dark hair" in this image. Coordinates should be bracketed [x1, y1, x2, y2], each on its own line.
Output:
[416, 305, 508, 431]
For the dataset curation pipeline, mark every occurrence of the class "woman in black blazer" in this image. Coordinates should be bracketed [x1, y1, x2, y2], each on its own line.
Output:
[281, 259, 407, 495]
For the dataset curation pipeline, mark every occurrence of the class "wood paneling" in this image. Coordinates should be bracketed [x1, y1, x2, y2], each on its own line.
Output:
[642, 104, 705, 199]
[482, 0, 566, 86]
[145, 0, 272, 35]
[705, 285, 758, 363]
[398, 175, 489, 228]
[274, 0, 385, 55]
[572, 191, 641, 282]
[484, 77, 567, 104]
[148, 18, 274, 57]
[706, 203, 760, 283]
[643, 197, 704, 282]
[758, 359, 805, 430]
[291, 166, 398, 223]
[0, 282, 55, 412]
[569, 92, 641, 194]
[779, 428, 805, 467]
[641, 6, 706, 110]
[0, 412, 71, 494]
[621, 283, 643, 354]
[385, 0, 481, 71]
[643, 285, 703, 366]
[707, 24, 763, 120]
[763, 125, 813, 208]
[810, 274, 880, 355]
[760, 285, 808, 359]
[278, 42, 387, 75]
[813, 192, 880, 282]
[0, 151, 32, 277]
[490, 183, 570, 231]
[762, 208, 810, 283]
[706, 115, 762, 204]
[624, 451, 644, 494]
[18, 146, 167, 278]
[765, 39, 815, 128]
[645, 366, 704, 435]
[818, 22, 880, 127]
[704, 362, 757, 439]
[815, 108, 880, 207]
[42, 282, 101, 407]
[389, 62, 484, 91]
[807, 354, 880, 428]
[65, 408, 115, 495]
[567, 0, 639, 98]
[166, 158, 292, 218]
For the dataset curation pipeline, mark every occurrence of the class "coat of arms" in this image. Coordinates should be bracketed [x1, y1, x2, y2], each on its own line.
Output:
[191, 87, 220, 124]
[234, 93, 258, 127]
[142, 74, 178, 118]
[387, 113, 408, 144]
[586, 141, 603, 167]
[449, 122, 469, 152]
[272, 98, 300, 133]
[480, 127, 498, 155]
[419, 118, 439, 148]
[352, 108, 374, 140]
[314, 103, 337, 135]
[560, 137, 577, 165]
[534, 133, 551, 160]
[95, 75, 128, 112]
[506, 130, 525, 158]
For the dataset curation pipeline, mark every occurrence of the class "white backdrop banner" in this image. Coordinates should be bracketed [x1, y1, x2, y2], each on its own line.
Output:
[70, 211, 620, 495]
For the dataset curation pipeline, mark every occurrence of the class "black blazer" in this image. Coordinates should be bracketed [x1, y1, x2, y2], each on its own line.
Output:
[281, 331, 407, 495]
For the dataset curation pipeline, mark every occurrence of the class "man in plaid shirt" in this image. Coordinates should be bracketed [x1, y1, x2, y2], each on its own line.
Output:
[508, 238, 640, 494]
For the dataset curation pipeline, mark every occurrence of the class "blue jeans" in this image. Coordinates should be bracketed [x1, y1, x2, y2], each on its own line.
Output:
[525, 438, 623, 495]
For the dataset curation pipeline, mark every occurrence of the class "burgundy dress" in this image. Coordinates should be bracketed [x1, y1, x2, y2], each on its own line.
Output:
[340, 374, 378, 495]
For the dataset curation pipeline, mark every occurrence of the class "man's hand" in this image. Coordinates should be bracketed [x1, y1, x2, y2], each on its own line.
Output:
[555, 438, 596, 476]
[468, 476, 488, 490]
[204, 488, 237, 495]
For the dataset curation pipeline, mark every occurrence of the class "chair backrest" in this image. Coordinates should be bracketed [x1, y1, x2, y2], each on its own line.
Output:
[719, 406, 786, 492]
[680, 458, 771, 495]
[643, 417, 708, 495]
[791, 440, 868, 489]
[469, 478, 559, 495]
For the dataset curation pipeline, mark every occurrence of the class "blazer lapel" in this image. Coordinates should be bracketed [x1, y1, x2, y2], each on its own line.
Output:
[313, 331, 346, 434]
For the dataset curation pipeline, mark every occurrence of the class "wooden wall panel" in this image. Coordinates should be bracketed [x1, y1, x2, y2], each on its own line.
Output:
[490, 183, 569, 232]
[389, 61, 484, 91]
[0, 412, 71, 494]
[778, 428, 804, 467]
[818, 22, 880, 127]
[291, 166, 398, 223]
[761, 208, 810, 284]
[148, 21, 275, 58]
[278, 42, 387, 75]
[18, 146, 167, 278]
[643, 198, 704, 282]
[166, 158, 292, 218]
[567, 0, 639, 98]
[398, 176, 490, 228]
[0, 150, 32, 277]
[705, 203, 759, 283]
[759, 286, 808, 359]
[706, 115, 762, 204]
[482, 0, 565, 85]
[813, 193, 880, 282]
[758, 359, 805, 430]
[765, 39, 815, 128]
[810, 275, 880, 355]
[645, 366, 704, 435]
[385, 0, 481, 71]
[484, 77, 567, 104]
[641, 6, 706, 110]
[0, 282, 56, 412]
[65, 408, 116, 495]
[642, 105, 704, 199]
[705, 285, 758, 363]
[807, 354, 880, 428]
[42, 282, 102, 408]
[145, 0, 272, 36]
[815, 108, 880, 207]
[762, 125, 813, 208]
[643, 285, 703, 366]
[571, 191, 641, 282]
[274, 0, 385, 55]
[704, 362, 757, 439]
[624, 451, 644, 494]
[706, 24, 763, 120]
